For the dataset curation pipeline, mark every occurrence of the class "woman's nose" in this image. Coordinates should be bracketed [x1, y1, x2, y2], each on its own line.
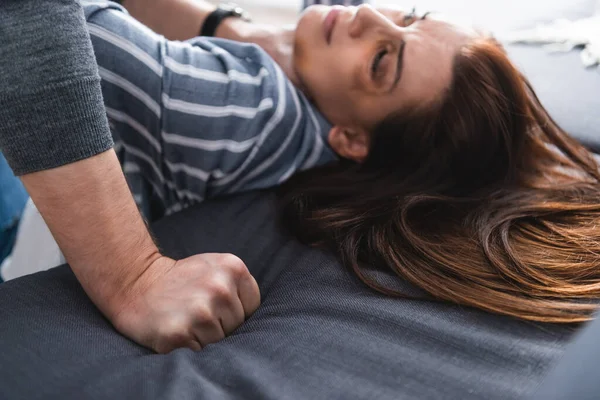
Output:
[348, 4, 386, 39]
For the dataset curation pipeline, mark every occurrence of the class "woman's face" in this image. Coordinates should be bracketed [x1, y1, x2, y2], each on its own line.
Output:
[294, 5, 478, 133]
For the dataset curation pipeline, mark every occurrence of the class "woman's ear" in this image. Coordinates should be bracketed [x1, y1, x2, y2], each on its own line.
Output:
[327, 126, 370, 163]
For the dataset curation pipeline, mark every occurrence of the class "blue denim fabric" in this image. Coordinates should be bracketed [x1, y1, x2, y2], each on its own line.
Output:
[0, 153, 29, 270]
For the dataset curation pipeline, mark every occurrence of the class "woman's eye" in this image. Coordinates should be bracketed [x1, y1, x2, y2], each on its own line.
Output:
[371, 49, 388, 79]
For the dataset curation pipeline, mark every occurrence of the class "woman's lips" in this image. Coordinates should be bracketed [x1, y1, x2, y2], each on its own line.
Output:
[324, 8, 342, 45]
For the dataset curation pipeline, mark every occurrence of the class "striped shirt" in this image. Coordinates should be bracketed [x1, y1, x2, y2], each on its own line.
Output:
[83, 1, 337, 220]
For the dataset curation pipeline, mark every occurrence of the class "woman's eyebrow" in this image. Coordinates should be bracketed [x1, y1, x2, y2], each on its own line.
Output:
[389, 10, 430, 93]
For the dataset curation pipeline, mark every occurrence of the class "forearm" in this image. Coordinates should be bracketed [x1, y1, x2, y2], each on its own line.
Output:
[122, 0, 215, 41]
[21, 150, 160, 319]
[121, 0, 256, 42]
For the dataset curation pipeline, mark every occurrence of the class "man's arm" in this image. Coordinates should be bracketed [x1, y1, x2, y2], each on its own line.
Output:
[20, 150, 161, 318]
[22, 150, 261, 353]
[0, 0, 259, 353]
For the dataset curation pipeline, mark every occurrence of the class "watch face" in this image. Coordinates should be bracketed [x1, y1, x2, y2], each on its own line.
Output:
[219, 3, 250, 20]
[220, 3, 241, 14]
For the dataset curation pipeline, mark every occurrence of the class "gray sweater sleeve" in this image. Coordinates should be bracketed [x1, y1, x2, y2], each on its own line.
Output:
[0, 0, 113, 176]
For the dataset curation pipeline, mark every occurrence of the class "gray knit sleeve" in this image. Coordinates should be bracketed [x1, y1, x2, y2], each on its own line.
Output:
[0, 0, 113, 176]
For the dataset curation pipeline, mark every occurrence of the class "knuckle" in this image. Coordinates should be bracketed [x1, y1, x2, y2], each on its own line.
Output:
[155, 319, 190, 351]
[159, 318, 185, 336]
[221, 254, 247, 277]
[196, 316, 220, 333]
[191, 302, 215, 324]
[209, 282, 234, 303]
[153, 342, 172, 354]
[219, 253, 241, 265]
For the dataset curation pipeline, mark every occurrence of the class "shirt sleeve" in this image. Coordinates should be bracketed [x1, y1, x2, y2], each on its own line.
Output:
[0, 0, 113, 176]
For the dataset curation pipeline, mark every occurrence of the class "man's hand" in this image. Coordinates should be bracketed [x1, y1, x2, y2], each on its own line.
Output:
[110, 253, 261, 354]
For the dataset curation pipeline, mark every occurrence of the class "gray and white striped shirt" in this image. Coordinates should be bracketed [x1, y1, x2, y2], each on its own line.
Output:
[83, 1, 337, 219]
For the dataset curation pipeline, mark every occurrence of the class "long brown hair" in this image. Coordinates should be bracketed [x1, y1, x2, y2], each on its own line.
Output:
[279, 37, 600, 323]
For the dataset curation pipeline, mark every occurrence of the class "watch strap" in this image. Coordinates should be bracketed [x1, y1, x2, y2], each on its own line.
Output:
[200, 5, 247, 37]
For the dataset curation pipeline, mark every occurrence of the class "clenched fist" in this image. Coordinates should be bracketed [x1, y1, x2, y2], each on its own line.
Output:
[109, 253, 260, 354]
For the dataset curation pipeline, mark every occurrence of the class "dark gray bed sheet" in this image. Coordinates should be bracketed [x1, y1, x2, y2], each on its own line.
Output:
[1, 46, 599, 400]
[0, 191, 576, 400]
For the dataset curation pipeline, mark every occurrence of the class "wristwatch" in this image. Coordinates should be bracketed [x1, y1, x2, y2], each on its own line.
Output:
[200, 3, 251, 37]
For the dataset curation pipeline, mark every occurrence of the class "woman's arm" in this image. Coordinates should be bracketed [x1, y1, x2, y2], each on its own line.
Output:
[121, 0, 277, 42]
[121, 0, 217, 41]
